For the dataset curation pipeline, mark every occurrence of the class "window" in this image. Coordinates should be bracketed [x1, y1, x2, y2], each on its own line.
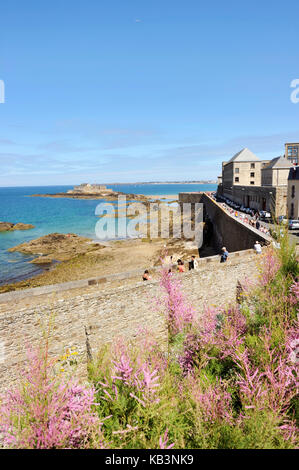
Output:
[291, 185, 295, 198]
[250, 172, 255, 177]
[287, 144, 299, 163]
[288, 146, 299, 157]
[291, 203, 294, 218]
[250, 181, 254, 185]
[250, 163, 255, 169]
[235, 177, 239, 182]
[235, 168, 239, 173]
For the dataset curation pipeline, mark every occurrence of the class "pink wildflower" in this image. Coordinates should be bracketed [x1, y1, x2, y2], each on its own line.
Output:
[159, 428, 174, 449]
[159, 268, 194, 335]
[0, 348, 106, 449]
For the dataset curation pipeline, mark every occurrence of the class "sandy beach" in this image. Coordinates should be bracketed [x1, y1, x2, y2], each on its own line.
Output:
[0, 235, 202, 293]
[145, 194, 179, 200]
[0, 192, 205, 293]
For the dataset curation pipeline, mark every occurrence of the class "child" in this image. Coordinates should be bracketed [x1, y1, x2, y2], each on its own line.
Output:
[142, 270, 151, 281]
[177, 259, 185, 273]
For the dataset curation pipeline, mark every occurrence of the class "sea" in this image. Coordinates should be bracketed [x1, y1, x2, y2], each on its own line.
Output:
[0, 183, 217, 285]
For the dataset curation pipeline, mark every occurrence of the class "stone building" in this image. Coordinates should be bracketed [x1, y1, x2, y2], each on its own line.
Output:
[287, 165, 299, 219]
[218, 149, 288, 217]
[261, 156, 292, 187]
[285, 143, 299, 164]
[222, 148, 269, 193]
[221, 184, 287, 217]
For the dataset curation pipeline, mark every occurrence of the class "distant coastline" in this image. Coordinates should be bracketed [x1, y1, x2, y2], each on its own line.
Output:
[0, 181, 217, 189]
[0, 183, 217, 287]
[104, 181, 217, 185]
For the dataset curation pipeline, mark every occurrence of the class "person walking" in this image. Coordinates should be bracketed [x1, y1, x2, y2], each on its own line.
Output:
[220, 247, 229, 263]
[188, 255, 198, 271]
[254, 241, 262, 254]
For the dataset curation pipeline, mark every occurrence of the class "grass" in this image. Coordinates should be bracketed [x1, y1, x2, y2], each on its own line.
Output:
[0, 227, 298, 448]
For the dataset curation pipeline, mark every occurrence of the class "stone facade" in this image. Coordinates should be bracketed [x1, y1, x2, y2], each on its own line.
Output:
[220, 148, 291, 217]
[223, 160, 268, 189]
[0, 250, 258, 393]
[222, 148, 269, 191]
[219, 184, 288, 217]
[261, 156, 292, 187]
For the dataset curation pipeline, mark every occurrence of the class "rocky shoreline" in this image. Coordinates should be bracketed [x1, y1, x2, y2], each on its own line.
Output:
[0, 222, 35, 232]
[30, 190, 160, 204]
[0, 232, 201, 293]
[8, 233, 104, 264]
[0, 194, 190, 293]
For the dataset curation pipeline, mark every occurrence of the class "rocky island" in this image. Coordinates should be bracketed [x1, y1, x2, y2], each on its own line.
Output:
[0, 222, 35, 232]
[31, 183, 157, 203]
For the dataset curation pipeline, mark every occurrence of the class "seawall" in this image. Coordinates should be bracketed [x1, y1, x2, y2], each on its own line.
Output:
[0, 249, 258, 392]
[179, 192, 272, 252]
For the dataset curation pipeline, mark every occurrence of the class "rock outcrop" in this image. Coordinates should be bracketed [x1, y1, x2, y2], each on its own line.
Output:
[30, 190, 158, 204]
[0, 222, 35, 232]
[8, 233, 104, 262]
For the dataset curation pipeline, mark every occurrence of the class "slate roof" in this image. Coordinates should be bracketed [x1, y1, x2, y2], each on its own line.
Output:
[263, 156, 293, 169]
[227, 148, 260, 163]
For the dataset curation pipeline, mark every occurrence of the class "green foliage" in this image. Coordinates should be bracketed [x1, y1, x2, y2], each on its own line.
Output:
[2, 241, 298, 449]
[274, 224, 299, 278]
[84, 247, 298, 449]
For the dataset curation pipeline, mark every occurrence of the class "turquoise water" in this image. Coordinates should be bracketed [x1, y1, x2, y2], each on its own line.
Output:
[0, 183, 216, 284]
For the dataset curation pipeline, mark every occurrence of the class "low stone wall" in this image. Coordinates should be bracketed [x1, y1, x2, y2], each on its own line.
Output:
[0, 247, 257, 304]
[179, 192, 271, 252]
[0, 250, 258, 392]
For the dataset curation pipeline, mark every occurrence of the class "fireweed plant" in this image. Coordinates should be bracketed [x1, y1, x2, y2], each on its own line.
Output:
[0, 227, 298, 448]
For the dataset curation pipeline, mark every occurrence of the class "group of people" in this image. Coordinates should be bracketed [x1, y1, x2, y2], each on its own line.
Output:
[167, 255, 199, 273]
[222, 206, 270, 236]
[142, 248, 230, 281]
[142, 254, 200, 280]
[176, 255, 199, 273]
[221, 202, 270, 235]
[142, 240, 264, 279]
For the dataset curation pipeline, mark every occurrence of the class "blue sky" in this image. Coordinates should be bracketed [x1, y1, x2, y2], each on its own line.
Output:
[0, 0, 298, 186]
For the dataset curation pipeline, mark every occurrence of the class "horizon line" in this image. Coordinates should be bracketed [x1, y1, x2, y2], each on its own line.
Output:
[0, 180, 218, 189]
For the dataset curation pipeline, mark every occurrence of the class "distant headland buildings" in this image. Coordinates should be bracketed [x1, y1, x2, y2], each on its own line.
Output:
[67, 183, 114, 195]
[217, 142, 299, 219]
